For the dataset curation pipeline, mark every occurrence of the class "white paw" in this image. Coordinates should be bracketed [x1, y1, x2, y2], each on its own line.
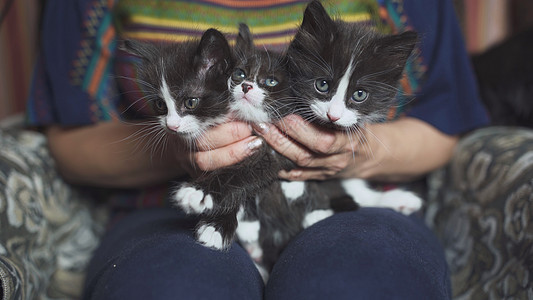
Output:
[236, 220, 260, 243]
[379, 190, 422, 215]
[197, 224, 225, 250]
[173, 186, 213, 214]
[280, 181, 305, 202]
[302, 209, 334, 228]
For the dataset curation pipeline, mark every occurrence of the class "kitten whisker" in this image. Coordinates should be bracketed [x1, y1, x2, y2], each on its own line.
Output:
[362, 80, 402, 95]
[263, 46, 273, 71]
[112, 121, 160, 143]
[344, 127, 359, 162]
[289, 48, 333, 77]
[359, 124, 392, 159]
[353, 125, 375, 160]
[120, 94, 159, 116]
[113, 75, 158, 93]
[194, 133, 225, 176]
[148, 127, 168, 162]
[359, 68, 399, 82]
[109, 121, 173, 164]
[350, 30, 372, 59]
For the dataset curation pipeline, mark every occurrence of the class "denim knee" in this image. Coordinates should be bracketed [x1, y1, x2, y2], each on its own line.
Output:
[266, 208, 451, 300]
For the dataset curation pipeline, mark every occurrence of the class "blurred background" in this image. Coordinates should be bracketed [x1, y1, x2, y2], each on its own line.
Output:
[1, 0, 532, 124]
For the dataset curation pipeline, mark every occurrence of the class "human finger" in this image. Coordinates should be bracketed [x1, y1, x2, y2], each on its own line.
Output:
[255, 123, 317, 168]
[196, 121, 253, 151]
[277, 115, 357, 155]
[257, 121, 357, 171]
[277, 151, 354, 180]
[193, 136, 263, 172]
[278, 168, 334, 181]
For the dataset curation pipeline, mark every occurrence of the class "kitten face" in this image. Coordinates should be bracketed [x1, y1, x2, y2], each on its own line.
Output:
[228, 24, 290, 123]
[288, 0, 418, 130]
[122, 29, 233, 140]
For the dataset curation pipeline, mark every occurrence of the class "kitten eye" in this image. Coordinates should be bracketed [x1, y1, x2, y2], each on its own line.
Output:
[315, 79, 329, 93]
[184, 97, 199, 110]
[351, 90, 369, 102]
[153, 99, 167, 114]
[265, 78, 279, 87]
[232, 69, 246, 82]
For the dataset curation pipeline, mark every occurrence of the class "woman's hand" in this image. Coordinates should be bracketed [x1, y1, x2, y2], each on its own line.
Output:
[255, 115, 359, 181]
[258, 115, 458, 182]
[192, 121, 262, 172]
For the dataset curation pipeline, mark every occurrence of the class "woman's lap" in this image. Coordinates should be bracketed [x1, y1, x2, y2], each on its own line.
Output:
[83, 207, 450, 300]
[83, 208, 263, 299]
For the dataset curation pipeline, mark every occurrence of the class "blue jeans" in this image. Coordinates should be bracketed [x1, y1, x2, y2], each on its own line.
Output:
[83, 207, 451, 299]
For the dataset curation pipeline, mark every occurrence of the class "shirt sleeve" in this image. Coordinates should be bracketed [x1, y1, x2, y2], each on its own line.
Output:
[401, 0, 490, 135]
[26, 0, 119, 126]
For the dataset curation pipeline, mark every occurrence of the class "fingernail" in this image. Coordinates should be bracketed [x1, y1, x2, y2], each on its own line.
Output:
[290, 170, 303, 178]
[247, 138, 263, 150]
[254, 123, 270, 135]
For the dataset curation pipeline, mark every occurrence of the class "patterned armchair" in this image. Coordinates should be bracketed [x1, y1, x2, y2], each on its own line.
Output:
[426, 126, 533, 299]
[0, 129, 107, 299]
[1, 125, 532, 299]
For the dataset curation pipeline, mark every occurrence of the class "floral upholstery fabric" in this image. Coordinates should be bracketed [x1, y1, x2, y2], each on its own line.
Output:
[0, 129, 107, 300]
[426, 126, 533, 299]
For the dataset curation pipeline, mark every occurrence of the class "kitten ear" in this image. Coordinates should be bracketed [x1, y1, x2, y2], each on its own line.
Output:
[373, 31, 419, 78]
[235, 23, 254, 54]
[299, 0, 335, 41]
[290, 0, 335, 54]
[195, 28, 233, 76]
[119, 40, 159, 62]
[374, 31, 419, 65]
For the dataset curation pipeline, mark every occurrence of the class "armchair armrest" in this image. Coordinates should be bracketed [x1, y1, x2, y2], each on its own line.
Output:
[426, 126, 533, 299]
[0, 129, 108, 299]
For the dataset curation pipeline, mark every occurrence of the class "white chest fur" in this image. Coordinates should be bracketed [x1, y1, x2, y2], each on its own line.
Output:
[280, 181, 306, 202]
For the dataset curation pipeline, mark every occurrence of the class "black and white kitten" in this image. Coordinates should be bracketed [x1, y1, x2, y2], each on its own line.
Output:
[285, 0, 422, 212]
[121, 29, 234, 139]
[228, 24, 352, 276]
[228, 23, 293, 122]
[123, 26, 298, 259]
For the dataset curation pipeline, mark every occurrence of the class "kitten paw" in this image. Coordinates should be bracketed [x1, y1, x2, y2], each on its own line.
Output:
[379, 190, 422, 215]
[302, 209, 334, 228]
[196, 224, 229, 250]
[173, 185, 214, 214]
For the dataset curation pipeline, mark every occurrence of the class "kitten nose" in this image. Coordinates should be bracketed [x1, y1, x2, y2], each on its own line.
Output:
[327, 113, 340, 122]
[242, 83, 253, 94]
[166, 122, 180, 132]
[167, 125, 180, 132]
